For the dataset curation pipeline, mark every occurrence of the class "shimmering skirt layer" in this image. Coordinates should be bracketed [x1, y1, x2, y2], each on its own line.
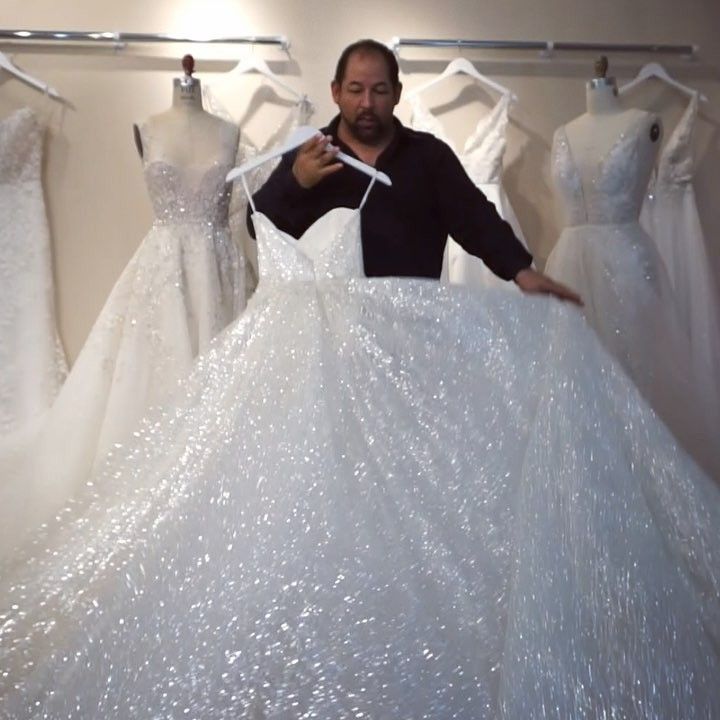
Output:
[0, 220, 244, 557]
[546, 221, 720, 480]
[1, 279, 719, 719]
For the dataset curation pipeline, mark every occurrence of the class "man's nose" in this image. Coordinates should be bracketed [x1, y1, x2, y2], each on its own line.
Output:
[359, 90, 374, 108]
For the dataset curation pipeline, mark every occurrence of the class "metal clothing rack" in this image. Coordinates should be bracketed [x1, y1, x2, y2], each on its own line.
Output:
[0, 29, 290, 51]
[390, 37, 698, 58]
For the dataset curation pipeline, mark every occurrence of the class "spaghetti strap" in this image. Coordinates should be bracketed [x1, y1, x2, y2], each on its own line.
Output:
[241, 173, 256, 214]
[359, 175, 377, 210]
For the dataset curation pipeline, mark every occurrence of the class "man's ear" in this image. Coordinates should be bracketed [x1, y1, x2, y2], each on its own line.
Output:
[394, 82, 403, 106]
[331, 80, 341, 104]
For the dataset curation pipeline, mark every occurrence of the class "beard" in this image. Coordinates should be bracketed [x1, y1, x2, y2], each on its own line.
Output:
[345, 111, 390, 145]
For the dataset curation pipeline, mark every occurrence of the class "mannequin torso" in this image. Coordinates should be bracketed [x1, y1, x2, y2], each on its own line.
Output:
[563, 80, 661, 215]
[134, 77, 237, 167]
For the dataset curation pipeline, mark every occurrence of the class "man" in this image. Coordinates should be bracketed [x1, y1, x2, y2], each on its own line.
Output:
[250, 39, 580, 303]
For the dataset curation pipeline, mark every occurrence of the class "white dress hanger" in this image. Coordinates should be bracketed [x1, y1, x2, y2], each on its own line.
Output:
[228, 53, 305, 103]
[406, 57, 517, 101]
[226, 125, 392, 186]
[0, 50, 62, 100]
[619, 62, 708, 103]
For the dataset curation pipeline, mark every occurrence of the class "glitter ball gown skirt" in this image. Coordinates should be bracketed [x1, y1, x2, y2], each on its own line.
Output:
[0, 219, 243, 557]
[1, 276, 719, 719]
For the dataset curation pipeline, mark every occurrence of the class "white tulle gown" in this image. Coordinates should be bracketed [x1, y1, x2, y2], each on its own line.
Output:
[0, 108, 66, 433]
[408, 92, 529, 289]
[545, 114, 720, 479]
[1, 173, 719, 719]
[639, 92, 720, 424]
[0, 118, 245, 555]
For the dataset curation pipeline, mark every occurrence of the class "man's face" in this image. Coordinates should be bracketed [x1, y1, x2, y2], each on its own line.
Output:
[331, 50, 401, 145]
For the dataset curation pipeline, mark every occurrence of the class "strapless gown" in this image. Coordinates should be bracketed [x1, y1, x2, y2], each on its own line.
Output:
[0, 121, 245, 556]
[1, 182, 719, 719]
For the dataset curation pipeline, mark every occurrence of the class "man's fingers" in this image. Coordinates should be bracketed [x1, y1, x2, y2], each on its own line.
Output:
[318, 162, 343, 177]
[548, 280, 583, 306]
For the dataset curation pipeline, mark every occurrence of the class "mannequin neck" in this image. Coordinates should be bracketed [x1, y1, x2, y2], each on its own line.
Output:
[586, 79, 621, 115]
[172, 77, 204, 112]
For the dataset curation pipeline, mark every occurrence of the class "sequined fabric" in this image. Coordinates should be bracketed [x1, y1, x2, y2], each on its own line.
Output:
[1, 206, 719, 718]
[0, 120, 245, 558]
[639, 93, 720, 428]
[545, 117, 720, 479]
[408, 93, 528, 289]
[0, 108, 66, 433]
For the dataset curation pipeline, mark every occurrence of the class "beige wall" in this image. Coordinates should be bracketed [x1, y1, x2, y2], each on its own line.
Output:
[1, 0, 719, 362]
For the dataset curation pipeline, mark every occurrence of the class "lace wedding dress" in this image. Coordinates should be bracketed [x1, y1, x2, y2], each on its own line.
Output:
[1, 170, 718, 718]
[409, 93, 529, 289]
[0, 108, 66, 433]
[639, 92, 720, 430]
[0, 117, 245, 555]
[545, 113, 720, 479]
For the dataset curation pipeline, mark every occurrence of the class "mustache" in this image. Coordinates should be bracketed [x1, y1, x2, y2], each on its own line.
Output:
[356, 112, 379, 122]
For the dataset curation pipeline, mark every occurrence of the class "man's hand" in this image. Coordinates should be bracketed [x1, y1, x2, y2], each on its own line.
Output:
[292, 134, 343, 189]
[514, 268, 583, 305]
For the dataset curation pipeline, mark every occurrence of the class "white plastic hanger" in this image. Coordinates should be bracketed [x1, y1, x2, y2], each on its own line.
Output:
[228, 53, 305, 102]
[226, 125, 392, 186]
[619, 62, 707, 103]
[0, 50, 62, 100]
[406, 57, 517, 101]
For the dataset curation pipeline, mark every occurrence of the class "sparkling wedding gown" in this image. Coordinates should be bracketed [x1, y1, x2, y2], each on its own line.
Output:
[545, 115, 720, 479]
[0, 119, 245, 555]
[639, 93, 720, 426]
[408, 93, 529, 289]
[0, 108, 66, 433]
[1, 180, 719, 719]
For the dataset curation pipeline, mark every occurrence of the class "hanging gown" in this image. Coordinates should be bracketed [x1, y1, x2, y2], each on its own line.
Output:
[203, 86, 314, 294]
[1, 175, 719, 719]
[0, 108, 66, 433]
[545, 114, 720, 479]
[639, 92, 720, 418]
[0, 118, 245, 555]
[408, 92, 529, 289]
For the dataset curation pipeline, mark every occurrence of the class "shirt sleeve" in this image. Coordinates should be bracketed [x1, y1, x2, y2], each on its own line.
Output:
[430, 140, 532, 281]
[246, 150, 316, 239]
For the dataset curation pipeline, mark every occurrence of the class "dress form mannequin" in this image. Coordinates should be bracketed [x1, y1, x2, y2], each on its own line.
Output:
[134, 55, 235, 167]
[563, 57, 661, 201]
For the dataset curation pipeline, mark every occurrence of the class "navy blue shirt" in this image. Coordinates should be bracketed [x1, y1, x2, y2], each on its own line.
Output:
[249, 115, 532, 281]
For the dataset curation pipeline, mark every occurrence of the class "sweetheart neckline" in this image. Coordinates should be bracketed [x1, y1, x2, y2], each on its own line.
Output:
[252, 207, 361, 263]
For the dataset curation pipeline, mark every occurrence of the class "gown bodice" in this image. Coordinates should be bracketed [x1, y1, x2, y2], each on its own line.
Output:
[139, 122, 239, 227]
[252, 208, 365, 283]
[650, 93, 697, 191]
[0, 108, 41, 184]
[552, 116, 659, 227]
[408, 93, 510, 185]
